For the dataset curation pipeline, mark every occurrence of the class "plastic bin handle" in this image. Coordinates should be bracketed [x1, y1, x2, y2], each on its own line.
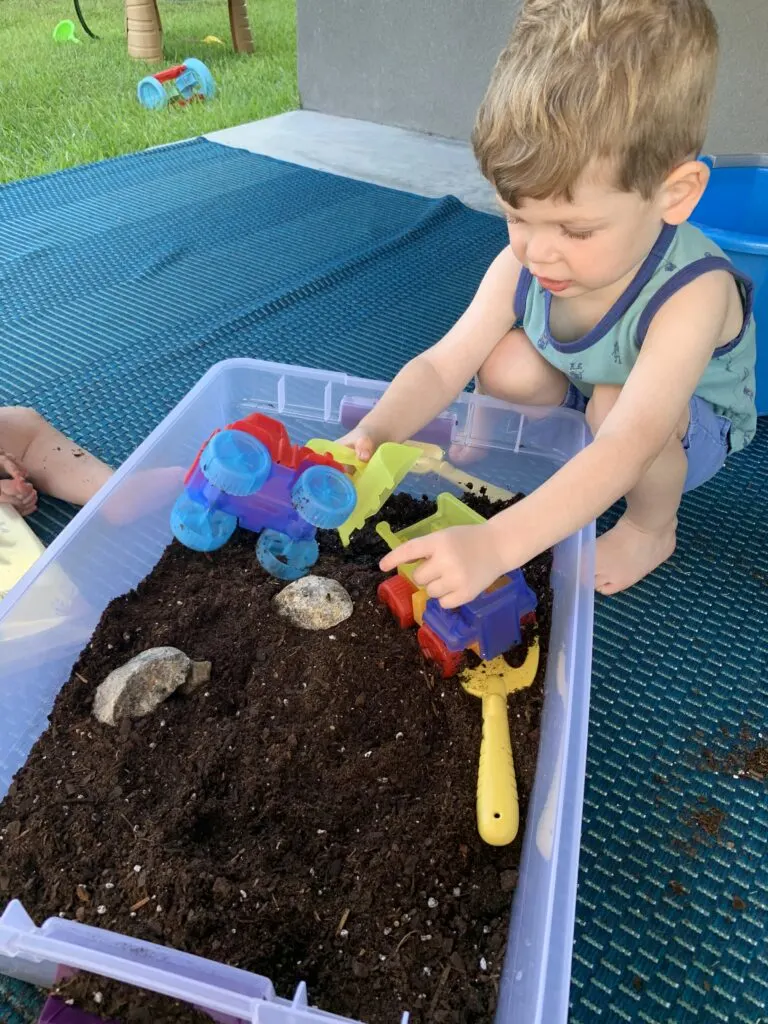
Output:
[338, 396, 456, 447]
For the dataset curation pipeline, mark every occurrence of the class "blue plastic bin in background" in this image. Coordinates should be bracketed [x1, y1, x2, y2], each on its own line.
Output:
[691, 154, 768, 416]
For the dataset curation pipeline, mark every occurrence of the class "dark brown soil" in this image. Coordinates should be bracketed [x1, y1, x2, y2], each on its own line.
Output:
[0, 493, 552, 1024]
[51, 971, 211, 1022]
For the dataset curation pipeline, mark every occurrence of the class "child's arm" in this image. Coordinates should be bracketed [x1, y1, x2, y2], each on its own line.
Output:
[342, 246, 521, 459]
[0, 407, 112, 512]
[381, 271, 733, 606]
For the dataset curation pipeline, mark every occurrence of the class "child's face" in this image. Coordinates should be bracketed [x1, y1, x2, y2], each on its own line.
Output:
[498, 163, 667, 299]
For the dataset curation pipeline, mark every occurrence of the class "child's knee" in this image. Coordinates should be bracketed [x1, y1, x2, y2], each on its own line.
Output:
[585, 385, 622, 433]
[477, 329, 567, 405]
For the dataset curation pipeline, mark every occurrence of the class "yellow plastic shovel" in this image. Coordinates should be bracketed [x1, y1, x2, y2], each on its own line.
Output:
[405, 441, 515, 503]
[461, 638, 540, 846]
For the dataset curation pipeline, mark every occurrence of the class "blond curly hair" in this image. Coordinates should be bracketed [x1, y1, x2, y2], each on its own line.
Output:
[473, 0, 719, 205]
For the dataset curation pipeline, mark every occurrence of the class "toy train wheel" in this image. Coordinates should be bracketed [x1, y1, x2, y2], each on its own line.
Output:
[182, 57, 216, 99]
[378, 575, 417, 629]
[417, 625, 464, 678]
[170, 494, 237, 552]
[200, 430, 272, 496]
[256, 529, 319, 581]
[292, 465, 357, 529]
[137, 76, 168, 110]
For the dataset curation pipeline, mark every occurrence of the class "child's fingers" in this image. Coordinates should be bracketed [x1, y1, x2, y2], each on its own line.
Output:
[424, 578, 454, 601]
[354, 437, 375, 462]
[18, 495, 38, 517]
[380, 536, 432, 572]
[0, 479, 38, 514]
[412, 559, 444, 588]
[0, 452, 28, 480]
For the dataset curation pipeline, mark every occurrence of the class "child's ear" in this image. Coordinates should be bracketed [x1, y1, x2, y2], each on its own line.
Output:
[660, 160, 710, 225]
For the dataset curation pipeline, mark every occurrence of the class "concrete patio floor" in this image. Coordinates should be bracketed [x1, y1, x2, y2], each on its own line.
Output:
[206, 110, 500, 216]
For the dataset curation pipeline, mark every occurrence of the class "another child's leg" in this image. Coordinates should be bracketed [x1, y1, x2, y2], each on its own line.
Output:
[0, 407, 113, 507]
[451, 329, 569, 462]
[588, 386, 688, 595]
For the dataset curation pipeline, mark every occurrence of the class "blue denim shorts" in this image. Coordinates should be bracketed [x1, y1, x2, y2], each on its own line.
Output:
[562, 384, 731, 493]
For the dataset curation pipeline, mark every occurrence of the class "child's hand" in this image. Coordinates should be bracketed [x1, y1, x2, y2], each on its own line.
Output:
[338, 426, 378, 463]
[0, 450, 38, 517]
[379, 523, 504, 608]
[0, 449, 29, 485]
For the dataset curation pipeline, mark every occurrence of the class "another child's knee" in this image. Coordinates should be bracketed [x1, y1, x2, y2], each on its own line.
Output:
[0, 406, 48, 454]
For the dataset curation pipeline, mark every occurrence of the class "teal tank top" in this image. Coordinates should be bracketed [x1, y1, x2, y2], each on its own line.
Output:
[515, 221, 758, 452]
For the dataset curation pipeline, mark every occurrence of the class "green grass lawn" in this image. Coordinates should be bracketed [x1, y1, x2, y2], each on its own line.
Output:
[0, 0, 298, 183]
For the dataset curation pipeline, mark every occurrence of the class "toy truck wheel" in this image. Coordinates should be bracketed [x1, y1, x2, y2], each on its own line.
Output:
[200, 430, 272, 496]
[256, 529, 319, 581]
[170, 494, 237, 552]
[292, 465, 357, 530]
[182, 57, 216, 99]
[417, 625, 464, 678]
[378, 575, 418, 629]
[137, 76, 168, 110]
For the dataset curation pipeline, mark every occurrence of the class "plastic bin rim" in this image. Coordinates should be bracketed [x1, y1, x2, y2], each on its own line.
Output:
[0, 358, 588, 618]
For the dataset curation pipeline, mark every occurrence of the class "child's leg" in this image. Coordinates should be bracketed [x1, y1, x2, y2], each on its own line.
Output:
[0, 406, 113, 508]
[451, 329, 569, 463]
[587, 385, 688, 595]
[476, 328, 571, 405]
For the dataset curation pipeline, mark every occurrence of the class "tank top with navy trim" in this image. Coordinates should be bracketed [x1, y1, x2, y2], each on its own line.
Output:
[514, 221, 757, 451]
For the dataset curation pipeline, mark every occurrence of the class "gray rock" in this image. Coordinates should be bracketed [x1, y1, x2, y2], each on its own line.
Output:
[272, 575, 354, 631]
[93, 647, 210, 726]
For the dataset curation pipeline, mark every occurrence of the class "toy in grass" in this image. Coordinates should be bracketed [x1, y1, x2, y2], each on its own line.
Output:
[171, 412, 421, 580]
[137, 59, 216, 110]
[53, 19, 80, 43]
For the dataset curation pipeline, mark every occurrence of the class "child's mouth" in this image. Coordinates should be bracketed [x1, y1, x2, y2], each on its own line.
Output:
[535, 276, 572, 293]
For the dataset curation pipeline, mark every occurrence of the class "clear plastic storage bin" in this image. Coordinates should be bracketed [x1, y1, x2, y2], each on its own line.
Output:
[0, 359, 594, 1024]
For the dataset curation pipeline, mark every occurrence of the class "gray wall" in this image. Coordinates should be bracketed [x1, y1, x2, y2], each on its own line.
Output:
[297, 0, 768, 154]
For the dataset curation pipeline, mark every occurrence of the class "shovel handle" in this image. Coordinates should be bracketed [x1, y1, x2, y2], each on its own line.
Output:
[476, 692, 519, 846]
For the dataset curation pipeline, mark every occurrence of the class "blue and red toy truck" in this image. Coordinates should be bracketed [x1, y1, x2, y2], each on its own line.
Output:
[171, 412, 358, 580]
[377, 493, 538, 677]
[171, 411, 422, 581]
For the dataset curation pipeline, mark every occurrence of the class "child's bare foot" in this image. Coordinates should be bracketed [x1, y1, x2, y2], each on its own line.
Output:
[595, 514, 676, 595]
[448, 441, 486, 466]
[0, 478, 38, 517]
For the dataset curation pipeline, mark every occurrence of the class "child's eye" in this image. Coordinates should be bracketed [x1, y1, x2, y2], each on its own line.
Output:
[562, 227, 594, 240]
[506, 216, 522, 226]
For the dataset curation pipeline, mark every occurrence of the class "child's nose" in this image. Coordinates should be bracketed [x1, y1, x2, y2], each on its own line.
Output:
[525, 233, 558, 267]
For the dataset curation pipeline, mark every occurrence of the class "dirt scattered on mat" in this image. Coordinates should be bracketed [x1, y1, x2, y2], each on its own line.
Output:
[675, 802, 728, 859]
[700, 727, 768, 781]
[0, 493, 553, 1024]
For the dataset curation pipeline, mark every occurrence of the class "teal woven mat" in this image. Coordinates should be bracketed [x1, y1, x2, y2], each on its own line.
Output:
[1, 138, 767, 1023]
[0, 976, 41, 1023]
